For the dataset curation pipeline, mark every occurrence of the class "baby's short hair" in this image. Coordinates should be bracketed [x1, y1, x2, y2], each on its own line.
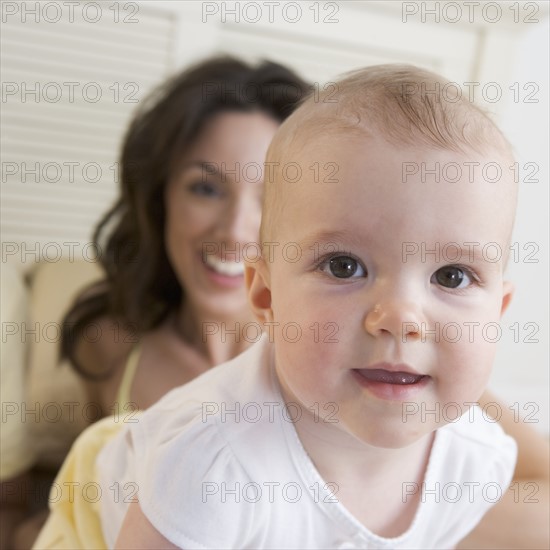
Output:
[261, 64, 515, 243]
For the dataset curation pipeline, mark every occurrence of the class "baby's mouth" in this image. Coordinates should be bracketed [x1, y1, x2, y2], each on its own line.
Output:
[352, 364, 430, 400]
[354, 369, 428, 385]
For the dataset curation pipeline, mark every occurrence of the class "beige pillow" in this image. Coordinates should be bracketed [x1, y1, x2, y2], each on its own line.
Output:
[26, 259, 103, 469]
[1, 264, 35, 480]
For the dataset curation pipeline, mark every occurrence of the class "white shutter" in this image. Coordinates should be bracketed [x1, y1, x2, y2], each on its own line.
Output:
[211, 2, 479, 84]
[1, 1, 175, 260]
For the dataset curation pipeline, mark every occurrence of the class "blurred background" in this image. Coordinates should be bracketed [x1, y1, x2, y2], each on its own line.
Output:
[1, 0, 548, 433]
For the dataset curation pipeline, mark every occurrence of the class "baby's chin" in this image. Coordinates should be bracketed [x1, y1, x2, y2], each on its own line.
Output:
[341, 414, 437, 451]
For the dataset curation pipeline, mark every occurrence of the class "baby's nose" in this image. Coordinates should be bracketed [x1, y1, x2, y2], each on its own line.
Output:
[364, 299, 423, 341]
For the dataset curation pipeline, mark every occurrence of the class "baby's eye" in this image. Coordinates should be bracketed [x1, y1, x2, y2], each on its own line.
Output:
[320, 255, 366, 279]
[189, 181, 222, 198]
[432, 265, 473, 289]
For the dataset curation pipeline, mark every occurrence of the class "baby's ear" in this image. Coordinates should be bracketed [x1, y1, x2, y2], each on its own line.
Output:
[245, 258, 273, 323]
[500, 280, 515, 317]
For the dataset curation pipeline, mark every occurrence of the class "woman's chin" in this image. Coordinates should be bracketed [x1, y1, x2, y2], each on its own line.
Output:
[194, 290, 250, 322]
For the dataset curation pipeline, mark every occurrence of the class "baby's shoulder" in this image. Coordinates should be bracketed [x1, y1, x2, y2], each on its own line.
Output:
[412, 405, 518, 547]
[99, 337, 282, 546]
[443, 404, 513, 448]
[100, 406, 259, 547]
[435, 404, 517, 479]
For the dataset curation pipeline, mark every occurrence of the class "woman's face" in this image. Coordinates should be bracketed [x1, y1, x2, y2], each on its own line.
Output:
[164, 110, 279, 320]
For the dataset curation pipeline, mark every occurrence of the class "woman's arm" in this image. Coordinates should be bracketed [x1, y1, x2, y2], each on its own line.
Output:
[115, 501, 179, 549]
[457, 390, 550, 549]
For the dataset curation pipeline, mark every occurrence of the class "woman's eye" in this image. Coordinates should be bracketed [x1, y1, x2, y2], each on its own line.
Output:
[321, 255, 366, 279]
[432, 266, 473, 289]
[189, 181, 221, 197]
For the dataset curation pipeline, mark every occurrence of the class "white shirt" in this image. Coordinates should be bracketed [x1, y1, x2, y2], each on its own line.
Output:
[98, 334, 517, 549]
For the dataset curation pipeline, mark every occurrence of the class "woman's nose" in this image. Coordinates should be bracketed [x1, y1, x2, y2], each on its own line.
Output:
[364, 297, 423, 342]
[220, 195, 260, 246]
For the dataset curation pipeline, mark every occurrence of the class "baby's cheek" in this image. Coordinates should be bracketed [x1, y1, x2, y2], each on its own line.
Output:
[275, 336, 343, 409]
[437, 303, 502, 364]
[436, 338, 497, 404]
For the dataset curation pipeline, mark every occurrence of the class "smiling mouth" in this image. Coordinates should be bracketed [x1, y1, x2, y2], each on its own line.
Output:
[203, 255, 244, 277]
[354, 369, 428, 385]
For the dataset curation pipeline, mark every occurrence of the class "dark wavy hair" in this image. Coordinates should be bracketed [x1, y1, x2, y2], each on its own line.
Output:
[61, 56, 310, 378]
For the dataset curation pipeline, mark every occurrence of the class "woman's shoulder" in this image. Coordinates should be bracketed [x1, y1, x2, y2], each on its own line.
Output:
[74, 315, 139, 414]
[78, 316, 138, 370]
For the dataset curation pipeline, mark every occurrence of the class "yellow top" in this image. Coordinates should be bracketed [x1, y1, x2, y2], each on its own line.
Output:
[32, 417, 125, 549]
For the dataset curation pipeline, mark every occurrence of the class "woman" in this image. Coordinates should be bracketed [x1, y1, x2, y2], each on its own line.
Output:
[61, 56, 310, 415]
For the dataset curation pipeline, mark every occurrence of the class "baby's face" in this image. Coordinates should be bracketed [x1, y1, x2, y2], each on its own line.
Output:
[261, 133, 515, 448]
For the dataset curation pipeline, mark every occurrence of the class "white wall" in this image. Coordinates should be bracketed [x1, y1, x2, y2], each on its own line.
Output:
[491, 20, 549, 434]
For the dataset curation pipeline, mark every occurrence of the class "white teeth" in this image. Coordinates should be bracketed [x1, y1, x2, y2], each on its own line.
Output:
[204, 255, 244, 276]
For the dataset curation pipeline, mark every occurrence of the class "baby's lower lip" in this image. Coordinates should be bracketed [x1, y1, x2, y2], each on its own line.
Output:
[357, 369, 425, 384]
[352, 369, 430, 401]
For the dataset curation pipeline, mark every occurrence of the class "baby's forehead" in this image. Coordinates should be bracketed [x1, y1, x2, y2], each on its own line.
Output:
[262, 118, 517, 245]
[270, 125, 511, 186]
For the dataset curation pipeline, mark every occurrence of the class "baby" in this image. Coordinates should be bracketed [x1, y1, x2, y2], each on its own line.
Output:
[99, 65, 518, 549]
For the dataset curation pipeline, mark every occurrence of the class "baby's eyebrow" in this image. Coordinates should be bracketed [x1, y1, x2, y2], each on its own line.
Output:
[295, 229, 365, 251]
[454, 244, 504, 264]
[402, 242, 506, 267]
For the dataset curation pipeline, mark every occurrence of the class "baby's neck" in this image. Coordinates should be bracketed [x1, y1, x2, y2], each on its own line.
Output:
[293, 409, 434, 537]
